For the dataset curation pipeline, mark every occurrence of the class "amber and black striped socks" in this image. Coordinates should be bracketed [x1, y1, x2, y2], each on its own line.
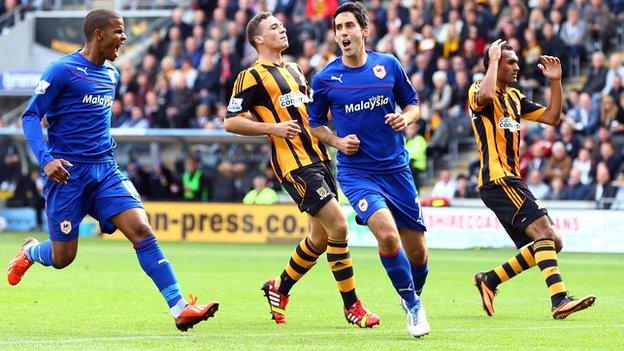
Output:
[533, 239, 568, 307]
[486, 245, 537, 287]
[327, 240, 358, 308]
[277, 236, 322, 296]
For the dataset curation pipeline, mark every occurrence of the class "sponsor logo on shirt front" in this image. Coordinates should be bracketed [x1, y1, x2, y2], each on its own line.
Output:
[278, 91, 311, 108]
[345, 94, 390, 113]
[82, 94, 114, 107]
[498, 116, 520, 132]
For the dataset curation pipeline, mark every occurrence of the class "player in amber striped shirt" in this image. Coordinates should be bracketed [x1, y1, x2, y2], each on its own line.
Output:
[224, 12, 379, 328]
[469, 39, 595, 319]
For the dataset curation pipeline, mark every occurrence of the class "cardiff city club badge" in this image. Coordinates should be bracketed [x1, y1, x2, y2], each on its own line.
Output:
[373, 64, 386, 79]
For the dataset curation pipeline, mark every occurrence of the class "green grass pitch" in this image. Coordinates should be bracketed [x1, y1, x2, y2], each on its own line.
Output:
[0, 232, 622, 350]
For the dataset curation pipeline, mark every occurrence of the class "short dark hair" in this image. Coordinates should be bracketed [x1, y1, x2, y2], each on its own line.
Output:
[332, 1, 369, 30]
[483, 42, 514, 69]
[246, 12, 273, 49]
[83, 9, 121, 41]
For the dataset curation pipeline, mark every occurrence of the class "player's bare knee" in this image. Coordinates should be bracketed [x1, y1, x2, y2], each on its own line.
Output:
[52, 253, 76, 269]
[129, 223, 154, 242]
[330, 220, 348, 242]
[407, 247, 428, 266]
[377, 231, 401, 252]
[554, 235, 564, 253]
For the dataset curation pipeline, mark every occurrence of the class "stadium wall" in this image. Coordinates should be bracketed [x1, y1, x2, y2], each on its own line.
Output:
[93, 203, 624, 253]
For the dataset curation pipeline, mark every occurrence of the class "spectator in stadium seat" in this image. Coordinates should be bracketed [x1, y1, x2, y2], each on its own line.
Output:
[147, 29, 166, 61]
[598, 141, 623, 178]
[559, 120, 582, 159]
[431, 169, 456, 199]
[169, 6, 192, 41]
[543, 141, 573, 183]
[572, 148, 595, 184]
[183, 36, 203, 69]
[140, 53, 159, 85]
[426, 109, 450, 159]
[462, 38, 481, 72]
[148, 160, 177, 200]
[610, 170, 624, 209]
[581, 52, 608, 96]
[453, 174, 479, 199]
[545, 176, 566, 200]
[600, 94, 624, 131]
[527, 169, 550, 200]
[559, 7, 586, 63]
[566, 92, 600, 135]
[217, 39, 240, 103]
[410, 72, 432, 104]
[167, 75, 195, 128]
[210, 161, 242, 202]
[181, 156, 208, 201]
[561, 168, 591, 200]
[171, 57, 198, 89]
[601, 52, 624, 96]
[583, 0, 614, 52]
[588, 162, 618, 208]
[193, 103, 216, 130]
[125, 161, 151, 199]
[120, 106, 150, 129]
[111, 99, 129, 128]
[243, 174, 279, 205]
[405, 121, 427, 190]
[539, 22, 569, 75]
[430, 71, 452, 112]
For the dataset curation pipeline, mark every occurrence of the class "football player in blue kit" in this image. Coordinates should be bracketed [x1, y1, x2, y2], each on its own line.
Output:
[6, 9, 217, 332]
[308, 2, 430, 338]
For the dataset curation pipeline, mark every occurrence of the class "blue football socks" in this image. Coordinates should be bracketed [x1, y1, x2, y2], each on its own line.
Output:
[27, 240, 54, 267]
[133, 235, 186, 317]
[410, 262, 429, 296]
[379, 247, 420, 308]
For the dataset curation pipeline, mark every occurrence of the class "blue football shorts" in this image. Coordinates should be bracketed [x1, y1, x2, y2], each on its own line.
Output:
[337, 166, 427, 232]
[44, 161, 143, 241]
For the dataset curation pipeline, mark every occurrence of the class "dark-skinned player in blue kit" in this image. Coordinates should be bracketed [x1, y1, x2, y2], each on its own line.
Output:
[7, 9, 217, 332]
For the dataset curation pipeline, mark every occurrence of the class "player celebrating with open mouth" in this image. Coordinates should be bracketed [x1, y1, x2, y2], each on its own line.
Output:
[308, 2, 431, 338]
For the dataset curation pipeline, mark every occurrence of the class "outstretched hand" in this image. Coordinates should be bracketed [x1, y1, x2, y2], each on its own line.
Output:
[538, 55, 562, 81]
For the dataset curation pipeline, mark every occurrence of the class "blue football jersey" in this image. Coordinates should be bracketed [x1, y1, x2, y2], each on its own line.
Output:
[308, 51, 417, 173]
[22, 51, 120, 167]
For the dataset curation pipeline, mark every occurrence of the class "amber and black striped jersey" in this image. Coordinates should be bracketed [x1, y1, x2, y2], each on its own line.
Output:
[226, 59, 331, 181]
[468, 81, 547, 187]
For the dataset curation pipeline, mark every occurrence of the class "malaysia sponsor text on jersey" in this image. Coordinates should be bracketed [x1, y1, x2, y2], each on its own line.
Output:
[345, 95, 390, 113]
[82, 94, 114, 107]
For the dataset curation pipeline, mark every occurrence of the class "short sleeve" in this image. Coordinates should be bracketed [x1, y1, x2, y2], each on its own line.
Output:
[225, 69, 260, 118]
[468, 81, 487, 112]
[307, 73, 330, 127]
[511, 88, 547, 121]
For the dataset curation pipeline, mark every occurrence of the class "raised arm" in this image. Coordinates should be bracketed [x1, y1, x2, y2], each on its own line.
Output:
[536, 55, 563, 126]
[476, 39, 505, 107]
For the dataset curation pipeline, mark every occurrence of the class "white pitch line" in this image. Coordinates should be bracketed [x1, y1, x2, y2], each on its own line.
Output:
[0, 335, 194, 345]
[1, 324, 620, 345]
